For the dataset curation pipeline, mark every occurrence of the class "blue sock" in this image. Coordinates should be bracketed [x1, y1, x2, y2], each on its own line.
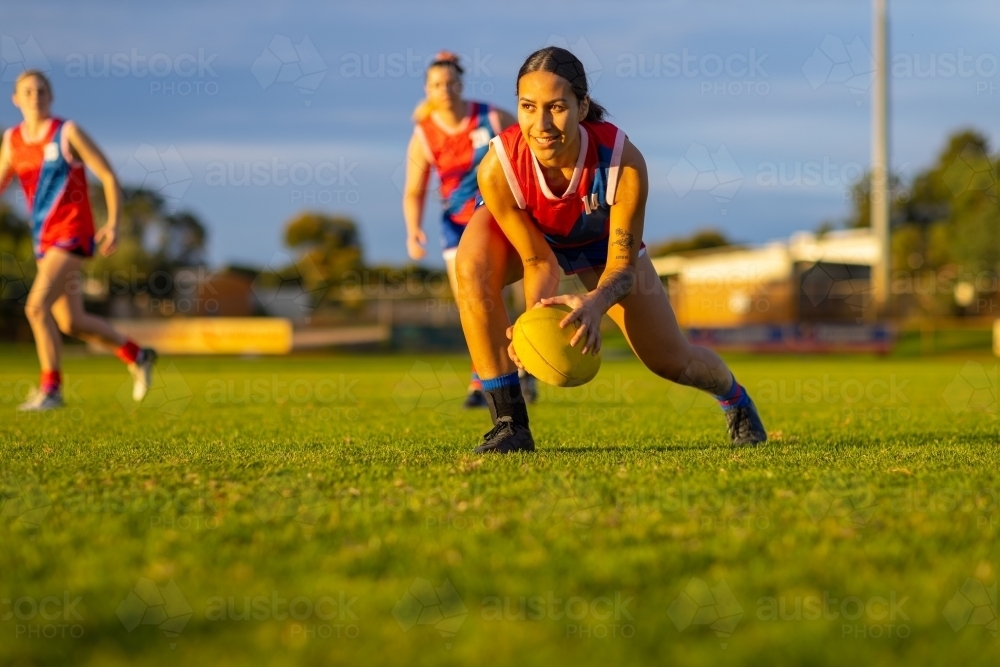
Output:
[480, 372, 528, 426]
[480, 372, 519, 391]
[714, 374, 751, 411]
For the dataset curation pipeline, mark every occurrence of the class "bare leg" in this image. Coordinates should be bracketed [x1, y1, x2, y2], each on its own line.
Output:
[26, 249, 128, 369]
[50, 288, 126, 352]
[24, 249, 78, 371]
[454, 207, 523, 380]
[577, 253, 734, 396]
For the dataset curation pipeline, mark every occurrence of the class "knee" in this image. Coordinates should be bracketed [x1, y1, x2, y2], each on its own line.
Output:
[454, 247, 496, 299]
[24, 300, 49, 325]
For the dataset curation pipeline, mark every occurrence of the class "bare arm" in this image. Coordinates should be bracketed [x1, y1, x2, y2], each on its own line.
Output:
[64, 121, 122, 256]
[402, 132, 432, 260]
[477, 147, 560, 308]
[0, 133, 13, 195]
[539, 138, 648, 354]
[593, 138, 647, 309]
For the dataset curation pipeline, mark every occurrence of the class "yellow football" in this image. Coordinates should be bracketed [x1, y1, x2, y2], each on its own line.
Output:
[512, 305, 602, 387]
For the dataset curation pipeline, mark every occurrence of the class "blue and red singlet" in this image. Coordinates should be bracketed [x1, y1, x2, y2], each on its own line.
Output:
[5, 118, 95, 259]
[489, 120, 645, 275]
[413, 101, 501, 257]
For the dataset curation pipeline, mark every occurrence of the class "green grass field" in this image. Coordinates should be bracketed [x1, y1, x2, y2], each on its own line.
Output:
[1, 344, 998, 666]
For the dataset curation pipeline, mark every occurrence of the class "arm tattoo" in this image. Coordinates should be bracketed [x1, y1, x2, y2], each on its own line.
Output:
[612, 229, 635, 252]
[524, 255, 540, 264]
[596, 265, 635, 309]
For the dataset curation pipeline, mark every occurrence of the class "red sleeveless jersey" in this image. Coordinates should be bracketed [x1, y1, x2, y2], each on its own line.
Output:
[414, 101, 501, 225]
[5, 118, 95, 258]
[490, 120, 626, 249]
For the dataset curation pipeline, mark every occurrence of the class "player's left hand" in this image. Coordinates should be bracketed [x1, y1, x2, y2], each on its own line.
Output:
[505, 326, 525, 371]
[95, 224, 118, 256]
[538, 294, 604, 356]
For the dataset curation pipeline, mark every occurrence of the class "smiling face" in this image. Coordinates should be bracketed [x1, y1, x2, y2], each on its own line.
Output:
[516, 70, 589, 165]
[424, 65, 463, 112]
[12, 74, 52, 122]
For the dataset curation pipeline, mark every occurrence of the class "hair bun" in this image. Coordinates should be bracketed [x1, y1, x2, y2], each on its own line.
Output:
[434, 51, 460, 64]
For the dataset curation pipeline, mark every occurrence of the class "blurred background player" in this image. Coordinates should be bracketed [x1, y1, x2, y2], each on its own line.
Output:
[0, 70, 156, 411]
[455, 48, 767, 452]
[401, 51, 537, 408]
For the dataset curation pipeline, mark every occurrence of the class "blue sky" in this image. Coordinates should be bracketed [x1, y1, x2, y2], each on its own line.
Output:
[2, 0, 997, 268]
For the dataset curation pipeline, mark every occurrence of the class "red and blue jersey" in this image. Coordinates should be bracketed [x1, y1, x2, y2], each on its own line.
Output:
[490, 120, 644, 274]
[5, 118, 94, 258]
[492, 120, 625, 249]
[414, 101, 501, 227]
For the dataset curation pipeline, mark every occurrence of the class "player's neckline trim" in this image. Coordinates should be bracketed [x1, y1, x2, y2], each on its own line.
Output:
[530, 126, 588, 200]
[430, 102, 474, 135]
[17, 118, 57, 145]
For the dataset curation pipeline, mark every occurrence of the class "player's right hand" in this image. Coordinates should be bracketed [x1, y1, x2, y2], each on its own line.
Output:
[406, 230, 427, 260]
[505, 326, 525, 371]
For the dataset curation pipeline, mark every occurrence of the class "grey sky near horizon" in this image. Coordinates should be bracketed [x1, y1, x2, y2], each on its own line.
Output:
[2, 0, 997, 268]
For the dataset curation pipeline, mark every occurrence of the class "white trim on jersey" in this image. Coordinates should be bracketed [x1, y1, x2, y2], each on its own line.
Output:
[489, 135, 527, 209]
[606, 129, 626, 206]
[429, 102, 475, 136]
[60, 120, 77, 164]
[531, 126, 588, 201]
[442, 246, 458, 262]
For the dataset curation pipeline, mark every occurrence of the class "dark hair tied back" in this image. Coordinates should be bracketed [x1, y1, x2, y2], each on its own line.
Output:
[428, 50, 464, 76]
[516, 47, 607, 122]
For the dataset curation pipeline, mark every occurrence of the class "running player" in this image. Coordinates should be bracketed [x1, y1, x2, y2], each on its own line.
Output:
[402, 51, 535, 408]
[0, 70, 156, 411]
[455, 48, 767, 452]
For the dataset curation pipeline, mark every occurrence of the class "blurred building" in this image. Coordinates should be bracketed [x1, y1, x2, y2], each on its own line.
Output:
[652, 229, 880, 327]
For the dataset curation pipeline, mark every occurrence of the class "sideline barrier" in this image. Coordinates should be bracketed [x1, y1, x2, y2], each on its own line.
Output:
[93, 318, 294, 355]
[687, 323, 896, 354]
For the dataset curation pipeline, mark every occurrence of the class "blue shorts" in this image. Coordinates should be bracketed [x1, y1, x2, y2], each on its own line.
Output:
[440, 212, 466, 259]
[552, 239, 647, 275]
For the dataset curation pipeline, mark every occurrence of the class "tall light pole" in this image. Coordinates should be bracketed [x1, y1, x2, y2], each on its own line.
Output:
[870, 0, 891, 318]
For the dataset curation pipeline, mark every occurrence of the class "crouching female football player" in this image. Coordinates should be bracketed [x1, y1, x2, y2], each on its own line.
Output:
[454, 48, 767, 453]
[0, 70, 156, 410]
